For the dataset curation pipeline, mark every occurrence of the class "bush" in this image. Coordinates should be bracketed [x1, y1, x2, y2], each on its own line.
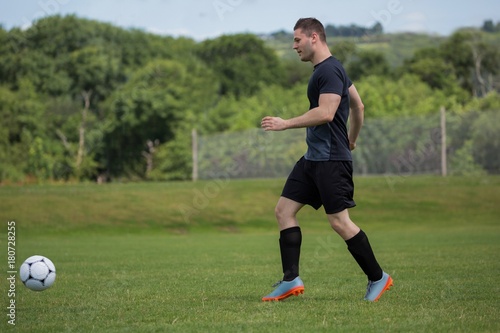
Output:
[470, 110, 500, 173]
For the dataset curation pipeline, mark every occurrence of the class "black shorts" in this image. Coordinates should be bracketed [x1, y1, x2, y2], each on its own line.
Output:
[281, 157, 356, 214]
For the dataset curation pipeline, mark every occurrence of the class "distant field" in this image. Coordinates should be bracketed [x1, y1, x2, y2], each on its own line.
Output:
[267, 33, 446, 67]
[1, 176, 499, 332]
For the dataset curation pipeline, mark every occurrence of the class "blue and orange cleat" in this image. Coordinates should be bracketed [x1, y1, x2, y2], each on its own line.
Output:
[364, 272, 393, 301]
[262, 276, 304, 302]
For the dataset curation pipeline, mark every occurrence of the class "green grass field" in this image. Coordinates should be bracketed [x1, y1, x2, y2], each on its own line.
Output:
[1, 176, 500, 332]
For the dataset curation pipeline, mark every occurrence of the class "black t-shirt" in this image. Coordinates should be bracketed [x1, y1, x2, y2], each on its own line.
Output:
[304, 56, 352, 161]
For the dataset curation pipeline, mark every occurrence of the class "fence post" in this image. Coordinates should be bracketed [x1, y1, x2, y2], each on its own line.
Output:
[440, 107, 447, 177]
[192, 128, 198, 181]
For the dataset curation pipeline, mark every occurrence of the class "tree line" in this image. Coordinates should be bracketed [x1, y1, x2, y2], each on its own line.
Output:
[0, 15, 499, 183]
[269, 21, 383, 40]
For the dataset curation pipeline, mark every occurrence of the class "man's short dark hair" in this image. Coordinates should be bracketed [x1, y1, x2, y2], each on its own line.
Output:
[294, 18, 327, 42]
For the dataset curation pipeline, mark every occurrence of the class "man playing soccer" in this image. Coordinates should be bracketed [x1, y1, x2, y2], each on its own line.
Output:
[261, 17, 393, 302]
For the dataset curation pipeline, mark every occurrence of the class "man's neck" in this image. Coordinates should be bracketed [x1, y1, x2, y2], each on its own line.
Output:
[311, 48, 332, 66]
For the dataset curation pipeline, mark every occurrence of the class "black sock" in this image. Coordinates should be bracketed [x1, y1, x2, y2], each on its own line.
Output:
[345, 230, 383, 281]
[279, 226, 302, 281]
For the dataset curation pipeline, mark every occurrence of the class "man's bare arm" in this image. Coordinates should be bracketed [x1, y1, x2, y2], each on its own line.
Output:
[348, 84, 364, 150]
[261, 93, 340, 131]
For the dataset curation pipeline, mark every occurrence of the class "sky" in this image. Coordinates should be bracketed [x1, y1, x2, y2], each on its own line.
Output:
[1, 0, 499, 40]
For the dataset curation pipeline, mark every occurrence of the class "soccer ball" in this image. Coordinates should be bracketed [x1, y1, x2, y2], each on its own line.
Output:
[19, 255, 56, 291]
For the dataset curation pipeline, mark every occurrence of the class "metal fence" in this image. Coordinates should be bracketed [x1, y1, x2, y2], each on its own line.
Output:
[196, 109, 500, 179]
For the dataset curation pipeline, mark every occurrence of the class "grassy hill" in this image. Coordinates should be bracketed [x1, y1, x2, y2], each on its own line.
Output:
[265, 32, 445, 68]
[1, 176, 498, 235]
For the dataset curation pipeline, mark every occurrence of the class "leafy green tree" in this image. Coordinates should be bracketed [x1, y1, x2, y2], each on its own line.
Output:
[347, 49, 390, 81]
[0, 26, 9, 81]
[403, 47, 454, 89]
[481, 20, 497, 33]
[282, 58, 311, 87]
[149, 121, 194, 181]
[470, 110, 500, 173]
[196, 34, 286, 97]
[27, 137, 54, 181]
[24, 15, 94, 56]
[0, 80, 49, 182]
[441, 29, 500, 97]
[370, 22, 384, 35]
[449, 139, 486, 176]
[64, 45, 122, 179]
[199, 83, 308, 134]
[399, 47, 469, 106]
[66, 45, 122, 101]
[355, 74, 454, 117]
[2, 49, 72, 96]
[103, 58, 219, 179]
[330, 40, 357, 65]
[44, 96, 101, 181]
[0, 86, 26, 182]
[325, 22, 383, 38]
[464, 91, 500, 111]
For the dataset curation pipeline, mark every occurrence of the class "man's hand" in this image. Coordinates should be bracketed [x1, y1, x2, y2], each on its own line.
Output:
[261, 116, 287, 131]
[349, 142, 357, 151]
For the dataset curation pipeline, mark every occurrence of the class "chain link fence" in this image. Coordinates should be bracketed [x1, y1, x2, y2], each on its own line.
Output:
[196, 110, 500, 179]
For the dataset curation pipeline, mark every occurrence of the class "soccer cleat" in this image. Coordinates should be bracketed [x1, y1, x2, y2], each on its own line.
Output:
[262, 276, 304, 301]
[364, 272, 393, 301]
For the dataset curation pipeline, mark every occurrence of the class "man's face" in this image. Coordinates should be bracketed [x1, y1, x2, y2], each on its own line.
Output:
[293, 29, 313, 62]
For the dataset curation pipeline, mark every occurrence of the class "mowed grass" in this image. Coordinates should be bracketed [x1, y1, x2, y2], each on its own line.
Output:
[1, 176, 500, 332]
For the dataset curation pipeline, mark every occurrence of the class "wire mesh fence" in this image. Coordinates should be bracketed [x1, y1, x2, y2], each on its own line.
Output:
[196, 109, 500, 180]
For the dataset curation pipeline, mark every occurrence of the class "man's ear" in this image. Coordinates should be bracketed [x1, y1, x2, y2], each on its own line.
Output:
[311, 32, 319, 43]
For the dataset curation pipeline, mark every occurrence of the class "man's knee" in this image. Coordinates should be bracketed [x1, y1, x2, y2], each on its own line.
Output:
[328, 209, 359, 239]
[274, 202, 290, 222]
